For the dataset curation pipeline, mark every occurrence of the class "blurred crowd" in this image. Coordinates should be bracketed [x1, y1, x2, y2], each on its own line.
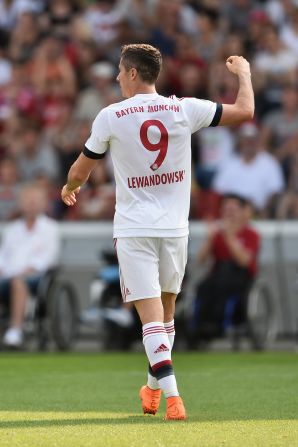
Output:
[1, 0, 298, 221]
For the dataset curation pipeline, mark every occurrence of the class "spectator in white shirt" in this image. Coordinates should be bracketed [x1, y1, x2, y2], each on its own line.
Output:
[0, 183, 60, 348]
[212, 123, 285, 215]
[194, 125, 235, 190]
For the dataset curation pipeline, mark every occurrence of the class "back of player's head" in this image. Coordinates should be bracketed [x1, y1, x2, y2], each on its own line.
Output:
[120, 44, 162, 84]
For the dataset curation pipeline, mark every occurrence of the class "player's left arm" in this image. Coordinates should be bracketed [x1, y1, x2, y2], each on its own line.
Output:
[219, 56, 254, 126]
[61, 153, 99, 206]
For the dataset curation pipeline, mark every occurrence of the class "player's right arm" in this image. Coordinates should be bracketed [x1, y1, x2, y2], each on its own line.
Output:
[61, 109, 110, 206]
[61, 154, 99, 206]
[219, 56, 254, 126]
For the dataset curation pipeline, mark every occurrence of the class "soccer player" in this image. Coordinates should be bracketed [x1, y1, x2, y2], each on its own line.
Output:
[61, 44, 254, 420]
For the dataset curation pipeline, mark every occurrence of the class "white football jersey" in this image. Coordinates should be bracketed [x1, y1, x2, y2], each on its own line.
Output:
[85, 93, 220, 237]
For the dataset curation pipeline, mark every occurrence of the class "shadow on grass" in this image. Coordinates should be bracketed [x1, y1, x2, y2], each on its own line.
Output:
[0, 416, 173, 428]
[0, 415, 297, 429]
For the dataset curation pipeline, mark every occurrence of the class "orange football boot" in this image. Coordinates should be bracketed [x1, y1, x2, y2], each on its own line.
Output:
[165, 396, 187, 420]
[139, 385, 162, 415]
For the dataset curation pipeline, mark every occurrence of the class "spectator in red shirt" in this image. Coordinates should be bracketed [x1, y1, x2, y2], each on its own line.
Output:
[188, 193, 260, 345]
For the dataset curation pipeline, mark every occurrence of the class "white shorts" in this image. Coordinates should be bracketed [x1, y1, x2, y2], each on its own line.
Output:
[114, 236, 188, 302]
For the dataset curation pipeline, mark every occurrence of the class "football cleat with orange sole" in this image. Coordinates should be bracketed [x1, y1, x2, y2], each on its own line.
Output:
[165, 396, 187, 420]
[139, 385, 162, 415]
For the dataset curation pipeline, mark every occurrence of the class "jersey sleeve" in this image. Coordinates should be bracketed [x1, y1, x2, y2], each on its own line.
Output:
[181, 98, 222, 133]
[84, 109, 111, 159]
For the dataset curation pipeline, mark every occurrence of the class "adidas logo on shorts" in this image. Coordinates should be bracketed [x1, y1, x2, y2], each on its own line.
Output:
[154, 343, 169, 354]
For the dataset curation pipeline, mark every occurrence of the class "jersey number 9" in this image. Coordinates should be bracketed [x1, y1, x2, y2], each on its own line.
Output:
[140, 120, 168, 171]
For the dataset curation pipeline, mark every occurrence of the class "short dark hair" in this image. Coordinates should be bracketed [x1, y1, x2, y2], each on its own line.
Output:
[120, 44, 162, 84]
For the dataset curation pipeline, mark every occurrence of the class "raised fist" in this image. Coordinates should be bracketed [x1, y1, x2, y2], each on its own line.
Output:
[226, 55, 251, 76]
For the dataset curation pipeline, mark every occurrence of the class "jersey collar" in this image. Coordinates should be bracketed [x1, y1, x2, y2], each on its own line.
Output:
[132, 93, 159, 99]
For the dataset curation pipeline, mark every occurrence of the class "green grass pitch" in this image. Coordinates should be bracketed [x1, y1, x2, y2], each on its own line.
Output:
[0, 352, 297, 447]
